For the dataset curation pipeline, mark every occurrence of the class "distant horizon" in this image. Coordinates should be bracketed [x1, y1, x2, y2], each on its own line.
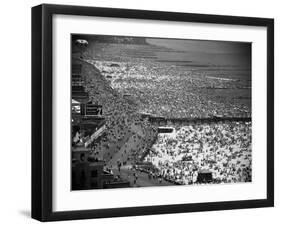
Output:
[72, 34, 251, 69]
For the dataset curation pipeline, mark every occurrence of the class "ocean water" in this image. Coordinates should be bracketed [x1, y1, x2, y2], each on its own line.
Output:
[146, 38, 251, 81]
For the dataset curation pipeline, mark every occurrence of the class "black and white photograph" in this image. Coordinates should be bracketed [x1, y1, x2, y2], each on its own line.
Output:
[71, 34, 252, 190]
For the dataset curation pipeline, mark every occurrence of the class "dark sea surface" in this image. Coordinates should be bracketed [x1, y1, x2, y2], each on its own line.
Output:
[146, 38, 251, 81]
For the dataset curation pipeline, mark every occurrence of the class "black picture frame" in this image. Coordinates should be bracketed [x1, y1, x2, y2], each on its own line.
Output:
[32, 4, 274, 222]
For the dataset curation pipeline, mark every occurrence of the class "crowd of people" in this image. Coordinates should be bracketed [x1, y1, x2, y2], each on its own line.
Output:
[144, 121, 252, 184]
[72, 59, 156, 172]
[91, 113, 157, 166]
[90, 58, 251, 119]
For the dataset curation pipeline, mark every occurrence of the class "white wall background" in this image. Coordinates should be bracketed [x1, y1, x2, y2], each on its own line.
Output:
[0, 0, 279, 225]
